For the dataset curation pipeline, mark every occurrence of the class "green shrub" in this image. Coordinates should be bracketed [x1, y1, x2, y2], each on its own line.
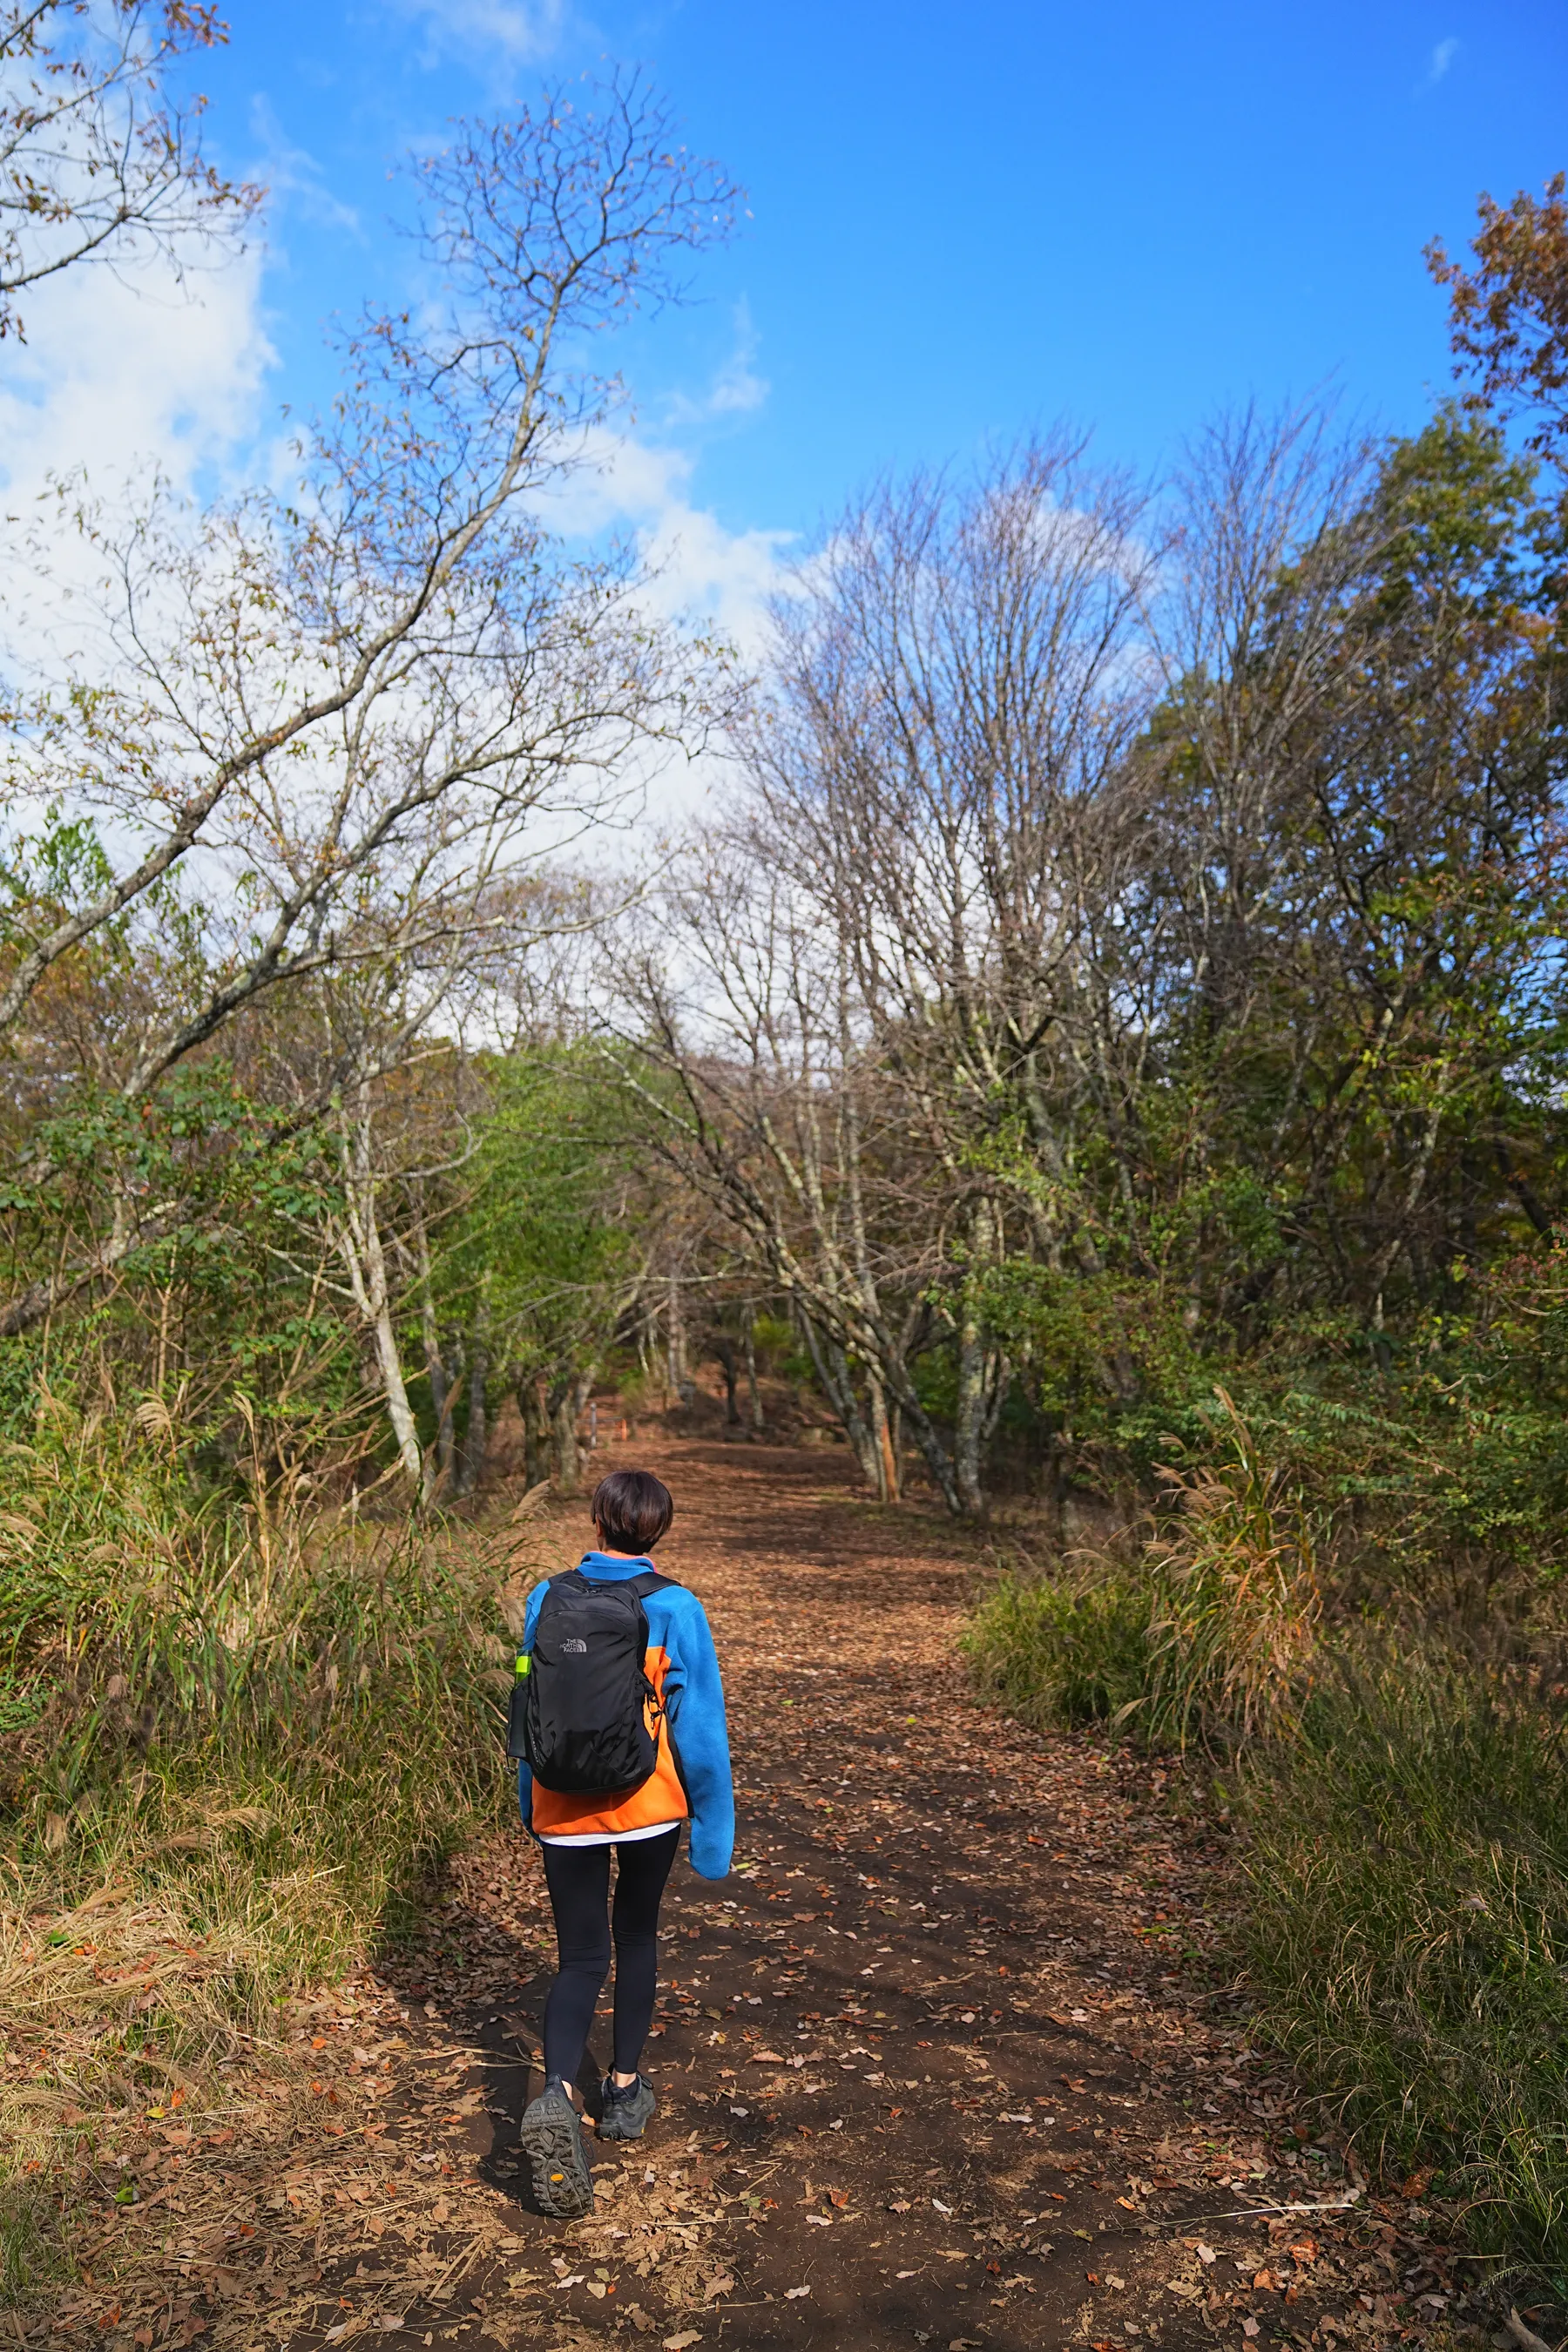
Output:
[965, 1561, 1150, 1728]
[1242, 1639, 1568, 2276]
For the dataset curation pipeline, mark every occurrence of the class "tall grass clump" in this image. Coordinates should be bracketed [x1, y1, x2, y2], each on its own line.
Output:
[1139, 1399, 1321, 1749]
[1242, 1640, 1568, 2277]
[0, 1396, 519, 2302]
[967, 1393, 1321, 1752]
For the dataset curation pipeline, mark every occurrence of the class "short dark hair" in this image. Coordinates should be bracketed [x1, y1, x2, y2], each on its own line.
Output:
[591, 1469, 674, 1554]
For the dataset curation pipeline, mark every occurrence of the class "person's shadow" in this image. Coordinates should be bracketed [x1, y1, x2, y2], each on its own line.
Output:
[377, 1889, 616, 2216]
[475, 2004, 609, 2210]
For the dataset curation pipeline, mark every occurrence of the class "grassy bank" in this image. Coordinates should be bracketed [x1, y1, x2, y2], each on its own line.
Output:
[967, 1470, 1568, 2286]
[0, 1403, 520, 2305]
[1244, 1646, 1568, 2279]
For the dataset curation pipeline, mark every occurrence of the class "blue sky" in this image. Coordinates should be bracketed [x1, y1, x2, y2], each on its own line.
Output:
[201, 1, 1566, 526]
[3, 2, 1565, 655]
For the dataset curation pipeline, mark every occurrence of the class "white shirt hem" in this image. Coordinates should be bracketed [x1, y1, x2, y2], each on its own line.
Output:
[537, 1820, 682, 1848]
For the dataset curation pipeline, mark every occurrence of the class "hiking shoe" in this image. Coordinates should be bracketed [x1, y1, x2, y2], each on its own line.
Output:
[520, 2083, 594, 2218]
[597, 2073, 657, 2140]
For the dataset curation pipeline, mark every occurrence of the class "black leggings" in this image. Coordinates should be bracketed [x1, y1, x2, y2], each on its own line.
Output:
[540, 1827, 680, 2085]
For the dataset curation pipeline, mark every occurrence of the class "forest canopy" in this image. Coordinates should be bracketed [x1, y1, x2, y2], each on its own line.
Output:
[0, 135, 1565, 1575]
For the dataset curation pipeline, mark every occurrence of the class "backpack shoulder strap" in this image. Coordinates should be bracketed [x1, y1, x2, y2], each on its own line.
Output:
[627, 1570, 675, 1599]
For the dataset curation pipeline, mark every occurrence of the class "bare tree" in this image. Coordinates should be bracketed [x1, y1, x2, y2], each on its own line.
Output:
[725, 438, 1155, 1507]
[0, 76, 736, 1334]
[0, 1, 260, 340]
[610, 838, 958, 1506]
[1139, 404, 1380, 1017]
[1, 76, 733, 1041]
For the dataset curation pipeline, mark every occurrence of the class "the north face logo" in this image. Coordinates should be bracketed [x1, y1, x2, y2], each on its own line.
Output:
[561, 1638, 588, 1653]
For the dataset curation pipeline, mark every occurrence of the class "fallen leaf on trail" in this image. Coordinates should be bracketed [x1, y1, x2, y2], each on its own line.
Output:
[932, 2196, 952, 2213]
[1197, 2242, 1217, 2265]
[663, 2334, 702, 2350]
[785, 2285, 811, 2298]
[703, 2274, 734, 2301]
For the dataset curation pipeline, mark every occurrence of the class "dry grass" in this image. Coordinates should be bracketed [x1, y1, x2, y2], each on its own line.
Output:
[1244, 1639, 1568, 2280]
[0, 1416, 560, 2312]
[1140, 1392, 1321, 1749]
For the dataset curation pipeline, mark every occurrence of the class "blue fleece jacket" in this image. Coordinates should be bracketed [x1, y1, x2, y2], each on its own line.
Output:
[516, 1553, 734, 1880]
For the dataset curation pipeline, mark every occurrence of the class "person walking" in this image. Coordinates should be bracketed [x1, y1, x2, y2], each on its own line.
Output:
[512, 1467, 733, 2218]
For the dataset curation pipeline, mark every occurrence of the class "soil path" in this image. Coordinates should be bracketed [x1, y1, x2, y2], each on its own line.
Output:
[65, 1432, 1455, 2352]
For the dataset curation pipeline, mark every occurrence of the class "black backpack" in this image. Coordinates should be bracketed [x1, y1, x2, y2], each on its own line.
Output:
[507, 1568, 672, 1795]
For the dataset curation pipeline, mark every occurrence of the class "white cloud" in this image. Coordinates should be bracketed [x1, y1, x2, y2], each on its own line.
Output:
[1423, 36, 1459, 86]
[670, 301, 770, 423]
[0, 223, 784, 838]
[248, 97, 364, 238]
[525, 424, 792, 825]
[540, 424, 791, 659]
[380, 0, 572, 69]
[0, 250, 276, 526]
[0, 251, 787, 662]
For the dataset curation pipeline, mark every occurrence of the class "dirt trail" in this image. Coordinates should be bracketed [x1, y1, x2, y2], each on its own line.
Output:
[52, 1433, 1458, 2352]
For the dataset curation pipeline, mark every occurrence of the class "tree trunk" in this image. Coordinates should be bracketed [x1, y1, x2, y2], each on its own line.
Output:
[335, 1099, 428, 1500]
[795, 1307, 883, 1493]
[711, 1334, 741, 1424]
[416, 1218, 456, 1495]
[551, 1384, 577, 1494]
[370, 1294, 428, 1494]
[868, 1368, 901, 1500]
[954, 1301, 990, 1515]
[520, 1375, 550, 1490]
[456, 1280, 491, 1497]
[550, 1367, 594, 1495]
[953, 1206, 1009, 1517]
[743, 1309, 764, 1431]
[459, 1333, 489, 1494]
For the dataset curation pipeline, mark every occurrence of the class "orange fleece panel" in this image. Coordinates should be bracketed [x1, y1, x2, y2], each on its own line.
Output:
[532, 1645, 689, 1837]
